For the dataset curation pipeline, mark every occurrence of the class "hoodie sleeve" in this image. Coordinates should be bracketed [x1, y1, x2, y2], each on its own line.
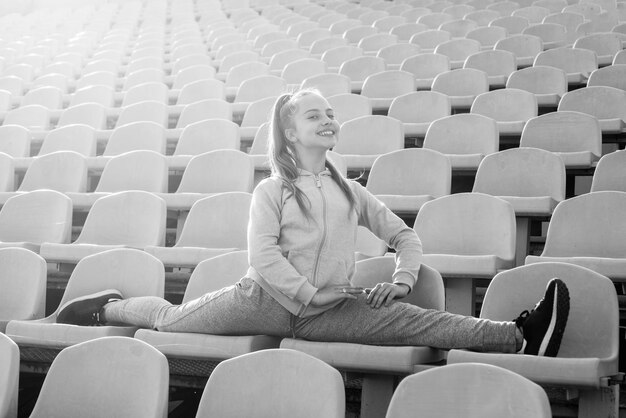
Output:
[352, 181, 423, 291]
[247, 179, 318, 306]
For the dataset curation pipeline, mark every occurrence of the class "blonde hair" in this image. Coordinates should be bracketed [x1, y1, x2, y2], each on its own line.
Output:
[268, 89, 357, 217]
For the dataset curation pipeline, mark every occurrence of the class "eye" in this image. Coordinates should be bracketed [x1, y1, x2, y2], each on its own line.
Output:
[308, 115, 318, 120]
[327, 113, 335, 120]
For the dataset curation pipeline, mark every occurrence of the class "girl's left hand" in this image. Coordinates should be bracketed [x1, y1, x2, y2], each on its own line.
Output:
[366, 283, 410, 309]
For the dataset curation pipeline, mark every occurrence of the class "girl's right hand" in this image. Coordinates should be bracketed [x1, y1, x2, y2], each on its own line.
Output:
[309, 286, 364, 307]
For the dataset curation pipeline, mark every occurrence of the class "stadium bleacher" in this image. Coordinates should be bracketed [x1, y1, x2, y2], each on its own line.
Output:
[0, 0, 625, 416]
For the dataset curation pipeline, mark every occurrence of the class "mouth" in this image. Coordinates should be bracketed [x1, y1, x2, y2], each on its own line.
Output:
[317, 129, 336, 136]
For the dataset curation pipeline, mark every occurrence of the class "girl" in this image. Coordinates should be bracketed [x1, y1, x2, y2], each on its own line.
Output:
[58, 89, 569, 357]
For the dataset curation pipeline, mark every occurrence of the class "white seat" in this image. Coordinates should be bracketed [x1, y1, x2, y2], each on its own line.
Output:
[0, 333, 19, 418]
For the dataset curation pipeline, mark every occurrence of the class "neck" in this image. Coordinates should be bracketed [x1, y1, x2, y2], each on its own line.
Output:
[297, 149, 327, 174]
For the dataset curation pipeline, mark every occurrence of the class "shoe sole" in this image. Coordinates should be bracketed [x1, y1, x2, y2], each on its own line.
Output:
[537, 279, 570, 357]
[57, 288, 123, 318]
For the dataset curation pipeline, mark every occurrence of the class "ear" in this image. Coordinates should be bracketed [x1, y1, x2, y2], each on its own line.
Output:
[284, 128, 298, 143]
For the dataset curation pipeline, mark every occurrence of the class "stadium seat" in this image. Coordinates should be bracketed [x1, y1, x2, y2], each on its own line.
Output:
[387, 91, 451, 138]
[590, 150, 626, 192]
[557, 86, 626, 135]
[400, 52, 451, 90]
[195, 349, 344, 418]
[613, 49, 626, 65]
[431, 68, 489, 111]
[505, 65, 567, 108]
[494, 34, 543, 68]
[70, 85, 115, 107]
[376, 43, 421, 70]
[512, 5, 551, 24]
[413, 192, 516, 314]
[6, 248, 165, 350]
[447, 262, 620, 417]
[160, 149, 254, 211]
[268, 48, 311, 74]
[525, 191, 626, 280]
[542, 11, 584, 43]
[301, 73, 352, 97]
[172, 118, 241, 168]
[145, 192, 251, 268]
[390, 22, 429, 42]
[0, 76, 24, 96]
[57, 102, 108, 130]
[4, 104, 50, 130]
[533, 46, 597, 86]
[439, 18, 479, 38]
[36, 124, 98, 158]
[12, 150, 87, 196]
[470, 88, 537, 136]
[21, 86, 64, 109]
[332, 115, 404, 171]
[326, 93, 372, 125]
[101, 121, 167, 159]
[338, 55, 386, 92]
[573, 33, 623, 67]
[281, 257, 445, 418]
[418, 12, 455, 29]
[280, 58, 327, 87]
[423, 113, 498, 170]
[233, 74, 286, 104]
[360, 70, 416, 112]
[433, 38, 481, 69]
[121, 81, 169, 107]
[28, 337, 169, 418]
[0, 332, 18, 418]
[520, 111, 602, 168]
[465, 26, 508, 50]
[176, 99, 233, 128]
[587, 65, 626, 92]
[0, 153, 13, 193]
[366, 148, 451, 215]
[386, 363, 551, 418]
[489, 3, 527, 19]
[342, 25, 379, 45]
[172, 64, 217, 89]
[116, 100, 169, 129]
[464, 49, 517, 89]
[176, 79, 226, 104]
[40, 191, 166, 264]
[135, 251, 283, 379]
[0, 247, 46, 333]
[407, 29, 451, 54]
[522, 22, 567, 49]
[465, 9, 502, 27]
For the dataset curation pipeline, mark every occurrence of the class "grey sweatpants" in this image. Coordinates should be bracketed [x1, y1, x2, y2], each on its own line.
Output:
[104, 277, 520, 352]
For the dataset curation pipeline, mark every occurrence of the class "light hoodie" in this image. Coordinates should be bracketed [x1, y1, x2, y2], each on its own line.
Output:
[246, 168, 423, 318]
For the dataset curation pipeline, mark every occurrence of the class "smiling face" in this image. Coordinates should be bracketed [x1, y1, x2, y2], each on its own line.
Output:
[284, 93, 340, 154]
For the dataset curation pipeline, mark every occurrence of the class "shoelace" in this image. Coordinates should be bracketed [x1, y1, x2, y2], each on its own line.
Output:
[514, 310, 530, 329]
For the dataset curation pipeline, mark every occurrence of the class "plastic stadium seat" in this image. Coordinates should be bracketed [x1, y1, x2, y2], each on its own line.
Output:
[260, 38, 299, 58]
[233, 74, 286, 104]
[171, 118, 241, 169]
[176, 99, 233, 128]
[57, 103, 108, 130]
[0, 190, 72, 252]
[431, 68, 489, 110]
[466, 26, 508, 50]
[435, 38, 482, 69]
[494, 34, 543, 68]
[28, 337, 169, 418]
[280, 57, 327, 86]
[176, 79, 226, 104]
[0, 333, 18, 418]
[470, 88, 537, 136]
[4, 105, 50, 130]
[465, 9, 502, 26]
[406, 29, 450, 54]
[172, 64, 217, 89]
[533, 46, 597, 86]
[160, 149, 254, 211]
[145, 192, 251, 268]
[557, 86, 626, 135]
[573, 33, 623, 67]
[399, 53, 450, 90]
[488, 0, 524, 17]
[321, 45, 364, 70]
[172, 53, 213, 74]
[116, 101, 169, 128]
[326, 93, 372, 125]
[301, 73, 352, 97]
[268, 48, 311, 74]
[465, 50, 516, 89]
[613, 49, 626, 65]
[512, 5, 551, 24]
[21, 86, 64, 109]
[0, 125, 31, 158]
[535, 0, 569, 13]
[0, 247, 46, 333]
[0, 153, 13, 192]
[366, 148, 451, 215]
[525, 191, 626, 280]
[505, 65, 567, 108]
[121, 81, 169, 106]
[225, 61, 270, 93]
[376, 43, 421, 70]
[357, 33, 399, 55]
[386, 363, 551, 418]
[70, 85, 115, 107]
[195, 349, 344, 418]
[389, 23, 429, 42]
[342, 25, 379, 45]
[591, 150, 626, 192]
[447, 262, 620, 417]
[372, 15, 407, 32]
[69, 150, 169, 211]
[418, 12, 455, 29]
[387, 91, 451, 138]
[40, 191, 167, 264]
[439, 18, 479, 38]
[75, 70, 117, 91]
[338, 55, 386, 92]
[522, 22, 567, 49]
[520, 111, 601, 168]
[135, 251, 282, 377]
[587, 65, 626, 92]
[332, 115, 404, 171]
[360, 70, 416, 112]
[238, 96, 277, 142]
[0, 76, 25, 96]
[15, 150, 87, 195]
[423, 113, 498, 170]
[281, 257, 445, 418]
[297, 28, 333, 49]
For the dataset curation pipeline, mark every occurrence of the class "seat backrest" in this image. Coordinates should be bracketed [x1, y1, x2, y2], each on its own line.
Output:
[225, 61, 270, 88]
[388, 91, 451, 124]
[471, 88, 537, 121]
[423, 113, 498, 155]
[103, 121, 167, 156]
[122, 81, 169, 106]
[464, 49, 517, 78]
[117, 100, 169, 128]
[376, 43, 421, 67]
[57, 102, 108, 129]
[558, 86, 626, 121]
[176, 192, 252, 249]
[533, 46, 597, 75]
[234, 74, 287, 103]
[367, 148, 451, 197]
[432, 68, 489, 96]
[413, 193, 516, 259]
[0, 247, 46, 327]
[520, 111, 602, 157]
[591, 150, 626, 192]
[39, 124, 98, 156]
[281, 58, 327, 85]
[176, 99, 232, 128]
[482, 262, 618, 361]
[4, 104, 50, 130]
[175, 119, 241, 154]
[75, 191, 166, 247]
[172, 64, 216, 89]
[409, 29, 452, 51]
[505, 65, 567, 95]
[338, 55, 386, 83]
[400, 52, 450, 80]
[386, 363, 551, 418]
[29, 337, 169, 418]
[434, 38, 482, 62]
[183, 250, 249, 301]
[96, 150, 168, 193]
[21, 85, 64, 109]
[473, 147, 565, 200]
[240, 96, 277, 127]
[268, 48, 310, 72]
[19, 150, 88, 192]
[361, 70, 416, 99]
[541, 191, 626, 258]
[301, 73, 351, 97]
[176, 149, 254, 194]
[0, 190, 72, 244]
[196, 349, 344, 418]
[70, 85, 115, 107]
[573, 33, 623, 58]
[418, 11, 454, 29]
[513, 5, 551, 23]
[0, 125, 31, 158]
[494, 34, 543, 59]
[327, 93, 372, 124]
[0, 333, 19, 418]
[177, 78, 225, 104]
[333, 115, 404, 155]
[353, 255, 445, 310]
[587, 65, 626, 91]
[0, 152, 13, 192]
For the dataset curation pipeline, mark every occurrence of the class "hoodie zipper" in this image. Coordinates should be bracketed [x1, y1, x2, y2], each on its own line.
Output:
[311, 173, 327, 287]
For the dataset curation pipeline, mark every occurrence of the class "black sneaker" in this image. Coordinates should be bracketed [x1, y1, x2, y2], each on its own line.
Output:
[514, 278, 570, 357]
[56, 289, 123, 326]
